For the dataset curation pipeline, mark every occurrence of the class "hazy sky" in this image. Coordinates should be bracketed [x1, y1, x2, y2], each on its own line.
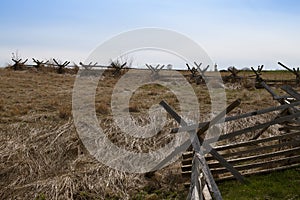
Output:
[0, 0, 299, 69]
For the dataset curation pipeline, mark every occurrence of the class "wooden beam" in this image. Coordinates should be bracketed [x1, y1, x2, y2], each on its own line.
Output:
[187, 154, 204, 200]
[184, 152, 300, 174]
[160, 100, 245, 183]
[196, 99, 241, 140]
[159, 101, 224, 198]
[208, 139, 300, 159]
[281, 85, 300, 100]
[205, 112, 300, 143]
[214, 131, 300, 151]
[209, 146, 300, 168]
[172, 101, 300, 134]
[211, 155, 300, 174]
[278, 62, 296, 74]
[215, 163, 300, 182]
[195, 152, 222, 200]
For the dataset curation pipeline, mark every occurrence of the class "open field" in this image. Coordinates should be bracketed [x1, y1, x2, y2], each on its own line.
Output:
[0, 67, 299, 199]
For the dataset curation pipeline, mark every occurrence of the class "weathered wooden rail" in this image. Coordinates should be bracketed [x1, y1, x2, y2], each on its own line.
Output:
[110, 61, 127, 76]
[145, 64, 165, 80]
[180, 100, 300, 175]
[220, 63, 299, 86]
[160, 99, 248, 199]
[186, 62, 210, 84]
[223, 66, 243, 83]
[32, 58, 48, 69]
[5, 57, 299, 86]
[182, 129, 300, 181]
[278, 62, 300, 85]
[11, 58, 28, 70]
[52, 59, 70, 74]
[160, 83, 300, 199]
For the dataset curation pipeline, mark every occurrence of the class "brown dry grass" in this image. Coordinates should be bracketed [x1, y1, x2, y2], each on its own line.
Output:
[0, 68, 297, 199]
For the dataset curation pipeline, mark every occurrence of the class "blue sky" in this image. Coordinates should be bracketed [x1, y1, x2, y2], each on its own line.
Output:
[0, 0, 299, 69]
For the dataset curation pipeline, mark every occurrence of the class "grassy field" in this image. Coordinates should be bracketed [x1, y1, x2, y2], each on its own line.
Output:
[0, 67, 299, 199]
[219, 169, 300, 200]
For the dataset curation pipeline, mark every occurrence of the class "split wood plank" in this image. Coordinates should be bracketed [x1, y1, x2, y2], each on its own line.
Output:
[172, 101, 300, 134]
[159, 101, 223, 199]
[160, 100, 245, 183]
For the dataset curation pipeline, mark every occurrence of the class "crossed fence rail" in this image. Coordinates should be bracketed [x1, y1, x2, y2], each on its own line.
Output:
[159, 80, 300, 199]
[6, 57, 300, 85]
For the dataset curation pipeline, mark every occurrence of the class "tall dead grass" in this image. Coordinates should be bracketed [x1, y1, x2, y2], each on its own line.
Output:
[0, 68, 295, 199]
[0, 113, 186, 199]
[0, 120, 144, 199]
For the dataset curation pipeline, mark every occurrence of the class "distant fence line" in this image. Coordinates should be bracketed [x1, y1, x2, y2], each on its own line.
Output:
[4, 57, 300, 85]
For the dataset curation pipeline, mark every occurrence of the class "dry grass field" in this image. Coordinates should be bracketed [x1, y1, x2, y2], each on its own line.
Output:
[0, 67, 297, 199]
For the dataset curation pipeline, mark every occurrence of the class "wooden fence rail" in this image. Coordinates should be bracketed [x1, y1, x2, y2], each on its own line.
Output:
[160, 84, 300, 199]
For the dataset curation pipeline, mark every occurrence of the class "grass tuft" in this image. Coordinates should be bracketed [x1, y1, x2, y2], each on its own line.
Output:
[58, 105, 72, 119]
